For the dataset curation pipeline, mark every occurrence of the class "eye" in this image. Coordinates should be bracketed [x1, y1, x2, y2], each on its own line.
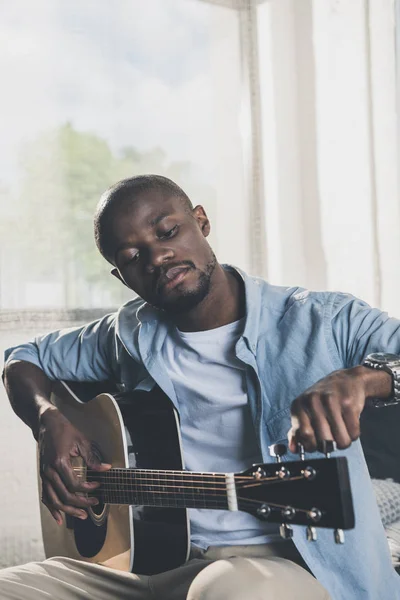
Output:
[130, 252, 140, 263]
[159, 225, 178, 239]
[122, 252, 139, 266]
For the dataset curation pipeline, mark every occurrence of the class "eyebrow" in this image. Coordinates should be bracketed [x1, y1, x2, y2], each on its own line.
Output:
[148, 211, 171, 227]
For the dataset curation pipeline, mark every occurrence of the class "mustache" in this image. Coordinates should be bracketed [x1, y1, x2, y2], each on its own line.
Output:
[154, 261, 195, 293]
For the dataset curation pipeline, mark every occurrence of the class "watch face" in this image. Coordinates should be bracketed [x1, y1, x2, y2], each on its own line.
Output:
[368, 353, 400, 364]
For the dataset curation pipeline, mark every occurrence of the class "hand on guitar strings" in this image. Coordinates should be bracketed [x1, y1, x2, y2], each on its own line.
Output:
[38, 408, 111, 525]
[287, 365, 392, 453]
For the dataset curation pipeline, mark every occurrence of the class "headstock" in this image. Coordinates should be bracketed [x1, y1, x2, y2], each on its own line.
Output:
[235, 442, 354, 544]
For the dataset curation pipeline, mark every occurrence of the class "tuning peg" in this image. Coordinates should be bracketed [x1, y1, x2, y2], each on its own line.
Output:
[334, 529, 345, 544]
[253, 466, 267, 480]
[256, 503, 271, 520]
[281, 506, 296, 520]
[277, 465, 290, 480]
[302, 465, 316, 481]
[269, 444, 287, 463]
[279, 523, 293, 539]
[298, 442, 305, 461]
[306, 525, 317, 542]
[317, 440, 336, 458]
[307, 507, 322, 523]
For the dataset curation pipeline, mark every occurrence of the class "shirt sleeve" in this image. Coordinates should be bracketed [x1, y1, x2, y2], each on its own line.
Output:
[3, 312, 118, 382]
[330, 293, 400, 368]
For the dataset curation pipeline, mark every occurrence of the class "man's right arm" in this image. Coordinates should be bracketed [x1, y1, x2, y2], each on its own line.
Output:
[2, 314, 118, 523]
[3, 360, 112, 523]
[4, 359, 55, 440]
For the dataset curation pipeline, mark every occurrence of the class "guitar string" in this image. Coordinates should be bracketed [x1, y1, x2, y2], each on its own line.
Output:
[236, 497, 313, 515]
[77, 469, 308, 491]
[99, 492, 316, 517]
[83, 476, 291, 489]
[92, 476, 304, 491]
[83, 475, 282, 486]
[80, 476, 251, 485]
[237, 475, 305, 489]
[75, 466, 300, 479]
[82, 477, 306, 497]
[73, 469, 313, 495]
[76, 468, 254, 480]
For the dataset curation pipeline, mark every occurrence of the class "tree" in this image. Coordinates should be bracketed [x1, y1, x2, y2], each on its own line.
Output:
[8, 123, 215, 308]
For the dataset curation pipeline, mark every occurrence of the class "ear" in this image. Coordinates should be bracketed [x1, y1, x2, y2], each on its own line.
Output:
[192, 205, 210, 238]
[111, 268, 129, 288]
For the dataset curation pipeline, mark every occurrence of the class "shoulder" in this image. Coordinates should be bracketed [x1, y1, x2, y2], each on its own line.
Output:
[255, 277, 342, 319]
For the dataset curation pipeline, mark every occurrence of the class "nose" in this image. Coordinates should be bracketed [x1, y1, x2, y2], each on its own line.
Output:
[144, 245, 174, 273]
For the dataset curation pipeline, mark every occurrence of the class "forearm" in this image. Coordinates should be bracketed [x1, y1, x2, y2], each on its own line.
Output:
[3, 360, 58, 440]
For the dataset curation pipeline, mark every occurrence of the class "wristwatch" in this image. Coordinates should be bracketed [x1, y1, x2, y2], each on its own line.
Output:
[362, 352, 400, 407]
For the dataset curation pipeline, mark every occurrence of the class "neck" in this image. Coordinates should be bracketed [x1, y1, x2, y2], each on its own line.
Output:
[87, 467, 231, 510]
[173, 266, 245, 332]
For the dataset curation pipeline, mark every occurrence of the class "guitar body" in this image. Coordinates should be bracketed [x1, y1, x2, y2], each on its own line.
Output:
[39, 381, 189, 575]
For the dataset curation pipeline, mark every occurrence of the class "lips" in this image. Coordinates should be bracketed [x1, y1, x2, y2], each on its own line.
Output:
[158, 266, 190, 292]
[165, 267, 188, 280]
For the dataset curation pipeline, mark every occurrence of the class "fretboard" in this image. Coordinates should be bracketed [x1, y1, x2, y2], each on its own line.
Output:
[87, 468, 230, 510]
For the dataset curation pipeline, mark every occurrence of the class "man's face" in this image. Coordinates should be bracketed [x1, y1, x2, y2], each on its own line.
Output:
[108, 191, 216, 314]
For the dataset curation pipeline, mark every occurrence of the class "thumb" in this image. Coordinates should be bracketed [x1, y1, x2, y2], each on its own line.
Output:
[89, 461, 112, 471]
[80, 444, 112, 471]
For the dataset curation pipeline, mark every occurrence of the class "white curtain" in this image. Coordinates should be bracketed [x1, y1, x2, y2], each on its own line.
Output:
[255, 0, 399, 315]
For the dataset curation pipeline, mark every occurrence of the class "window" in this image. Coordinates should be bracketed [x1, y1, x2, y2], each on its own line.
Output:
[0, 0, 249, 309]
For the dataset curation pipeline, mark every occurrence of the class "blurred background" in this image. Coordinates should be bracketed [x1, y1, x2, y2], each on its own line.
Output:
[0, 0, 399, 567]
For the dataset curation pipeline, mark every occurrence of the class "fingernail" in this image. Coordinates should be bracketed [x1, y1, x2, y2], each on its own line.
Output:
[101, 463, 112, 468]
[78, 511, 87, 519]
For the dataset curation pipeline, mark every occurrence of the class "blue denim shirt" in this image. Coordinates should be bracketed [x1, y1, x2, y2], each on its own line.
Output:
[5, 266, 400, 599]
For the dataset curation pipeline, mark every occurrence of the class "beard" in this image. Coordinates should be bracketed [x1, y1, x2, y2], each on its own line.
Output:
[152, 253, 217, 315]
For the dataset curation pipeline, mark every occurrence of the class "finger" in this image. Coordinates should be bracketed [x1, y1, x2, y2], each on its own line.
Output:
[291, 407, 317, 452]
[306, 395, 335, 446]
[83, 451, 112, 471]
[287, 426, 298, 454]
[79, 444, 111, 472]
[341, 396, 361, 442]
[42, 480, 89, 520]
[320, 396, 352, 449]
[90, 462, 112, 471]
[52, 456, 100, 494]
[44, 466, 99, 508]
[41, 491, 63, 525]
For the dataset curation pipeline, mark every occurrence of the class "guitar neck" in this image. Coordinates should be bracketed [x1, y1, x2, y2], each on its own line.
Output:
[87, 468, 231, 510]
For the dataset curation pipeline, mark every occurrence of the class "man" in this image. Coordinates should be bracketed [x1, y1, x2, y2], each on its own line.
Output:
[2, 174, 400, 599]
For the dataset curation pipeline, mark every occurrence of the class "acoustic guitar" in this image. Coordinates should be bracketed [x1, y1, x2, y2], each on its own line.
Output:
[38, 381, 355, 575]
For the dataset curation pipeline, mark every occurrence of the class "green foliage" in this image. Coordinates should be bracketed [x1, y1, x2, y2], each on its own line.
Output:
[3, 123, 214, 307]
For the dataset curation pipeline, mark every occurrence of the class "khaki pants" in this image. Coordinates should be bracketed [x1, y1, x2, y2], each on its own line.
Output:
[0, 543, 330, 599]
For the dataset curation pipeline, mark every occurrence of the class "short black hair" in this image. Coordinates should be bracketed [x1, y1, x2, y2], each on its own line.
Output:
[94, 174, 193, 263]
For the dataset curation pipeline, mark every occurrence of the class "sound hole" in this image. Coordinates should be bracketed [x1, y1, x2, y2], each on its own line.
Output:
[71, 445, 109, 556]
[88, 500, 109, 526]
[74, 506, 108, 557]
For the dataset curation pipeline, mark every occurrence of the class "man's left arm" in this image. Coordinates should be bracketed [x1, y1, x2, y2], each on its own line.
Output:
[289, 294, 400, 452]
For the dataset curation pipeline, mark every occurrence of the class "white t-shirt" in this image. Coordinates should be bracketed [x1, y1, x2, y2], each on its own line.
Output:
[161, 318, 282, 549]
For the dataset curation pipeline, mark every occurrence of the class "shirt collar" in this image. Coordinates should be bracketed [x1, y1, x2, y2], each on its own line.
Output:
[116, 264, 262, 358]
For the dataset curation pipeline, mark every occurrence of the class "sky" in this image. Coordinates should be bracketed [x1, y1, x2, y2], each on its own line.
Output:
[0, 0, 240, 190]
